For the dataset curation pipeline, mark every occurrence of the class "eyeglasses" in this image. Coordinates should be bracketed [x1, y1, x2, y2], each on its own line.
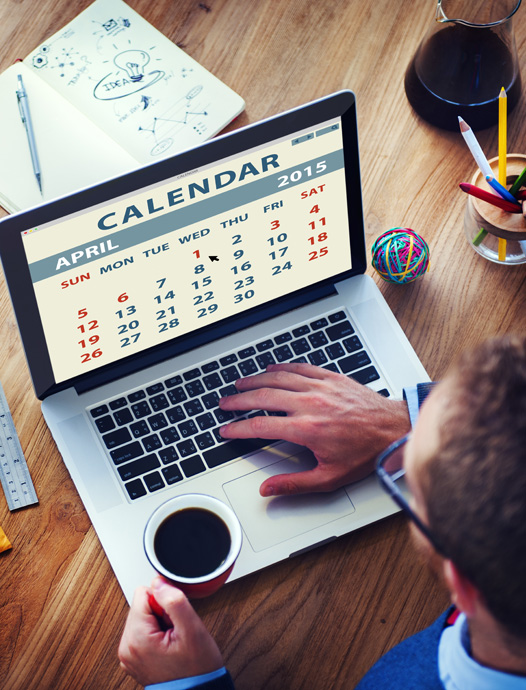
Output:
[375, 434, 446, 556]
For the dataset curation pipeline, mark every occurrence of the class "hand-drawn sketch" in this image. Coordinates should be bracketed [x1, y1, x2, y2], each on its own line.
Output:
[23, 0, 244, 164]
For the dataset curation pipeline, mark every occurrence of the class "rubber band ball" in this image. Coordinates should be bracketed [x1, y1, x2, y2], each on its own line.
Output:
[371, 228, 430, 284]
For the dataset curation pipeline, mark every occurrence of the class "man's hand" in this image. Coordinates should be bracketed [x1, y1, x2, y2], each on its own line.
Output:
[219, 363, 411, 497]
[118, 577, 223, 686]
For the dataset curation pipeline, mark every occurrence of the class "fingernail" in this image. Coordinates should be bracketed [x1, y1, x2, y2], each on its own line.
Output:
[262, 485, 275, 497]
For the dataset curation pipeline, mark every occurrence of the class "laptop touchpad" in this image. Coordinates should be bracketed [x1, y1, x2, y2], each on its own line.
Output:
[223, 450, 355, 552]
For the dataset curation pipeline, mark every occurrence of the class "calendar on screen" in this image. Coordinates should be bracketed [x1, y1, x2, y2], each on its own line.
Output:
[21, 117, 351, 385]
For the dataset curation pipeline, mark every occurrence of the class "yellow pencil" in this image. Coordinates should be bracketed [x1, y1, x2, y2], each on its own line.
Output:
[498, 87, 507, 262]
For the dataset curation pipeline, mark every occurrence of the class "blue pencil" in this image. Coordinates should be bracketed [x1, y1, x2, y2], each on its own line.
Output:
[485, 175, 518, 204]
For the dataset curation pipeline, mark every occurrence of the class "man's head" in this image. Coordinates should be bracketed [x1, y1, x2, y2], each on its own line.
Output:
[404, 335, 526, 640]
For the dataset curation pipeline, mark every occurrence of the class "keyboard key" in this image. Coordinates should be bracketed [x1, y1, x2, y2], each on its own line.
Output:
[178, 420, 198, 437]
[309, 331, 329, 348]
[323, 362, 339, 372]
[220, 354, 238, 366]
[195, 431, 215, 450]
[143, 434, 162, 453]
[274, 345, 293, 362]
[203, 372, 222, 390]
[150, 394, 169, 412]
[349, 366, 380, 385]
[102, 427, 132, 449]
[291, 338, 310, 356]
[110, 441, 144, 465]
[338, 351, 371, 374]
[118, 454, 160, 481]
[221, 365, 240, 383]
[162, 464, 184, 485]
[378, 388, 390, 397]
[160, 427, 180, 445]
[238, 346, 256, 358]
[274, 332, 292, 344]
[327, 320, 355, 341]
[196, 412, 215, 431]
[214, 408, 235, 424]
[183, 368, 201, 381]
[202, 392, 220, 410]
[114, 408, 133, 426]
[90, 404, 109, 418]
[202, 361, 220, 373]
[256, 339, 274, 352]
[343, 336, 362, 353]
[185, 380, 205, 398]
[130, 420, 150, 438]
[204, 438, 271, 468]
[328, 310, 346, 323]
[166, 406, 186, 424]
[95, 415, 115, 433]
[144, 471, 165, 492]
[181, 455, 206, 478]
[219, 384, 237, 398]
[326, 343, 345, 360]
[256, 352, 276, 368]
[177, 439, 197, 457]
[184, 399, 204, 416]
[148, 413, 168, 431]
[131, 401, 152, 419]
[292, 325, 310, 337]
[310, 317, 328, 330]
[167, 387, 187, 404]
[239, 359, 258, 376]
[109, 397, 128, 410]
[159, 446, 179, 464]
[308, 350, 328, 366]
[125, 478, 147, 500]
[146, 383, 164, 395]
[165, 375, 183, 388]
[128, 390, 146, 403]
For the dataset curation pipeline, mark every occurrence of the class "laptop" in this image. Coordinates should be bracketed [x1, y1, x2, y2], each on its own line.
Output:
[0, 91, 428, 601]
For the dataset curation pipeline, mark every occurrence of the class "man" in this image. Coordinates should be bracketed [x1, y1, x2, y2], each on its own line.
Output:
[118, 335, 526, 689]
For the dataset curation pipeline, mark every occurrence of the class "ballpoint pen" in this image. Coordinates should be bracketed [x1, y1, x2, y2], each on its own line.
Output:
[16, 74, 42, 193]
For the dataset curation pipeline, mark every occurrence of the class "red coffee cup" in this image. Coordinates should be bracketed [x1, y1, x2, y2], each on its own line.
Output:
[144, 494, 242, 598]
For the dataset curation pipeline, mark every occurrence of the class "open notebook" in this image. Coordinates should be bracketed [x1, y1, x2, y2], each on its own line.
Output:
[0, 0, 244, 212]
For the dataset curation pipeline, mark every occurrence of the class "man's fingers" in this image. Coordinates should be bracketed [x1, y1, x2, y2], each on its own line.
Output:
[259, 466, 343, 497]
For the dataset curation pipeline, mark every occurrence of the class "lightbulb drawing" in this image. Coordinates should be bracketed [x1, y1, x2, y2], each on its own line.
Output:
[114, 49, 150, 82]
[93, 48, 164, 100]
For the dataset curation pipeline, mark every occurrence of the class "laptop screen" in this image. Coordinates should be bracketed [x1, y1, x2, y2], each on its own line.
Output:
[0, 91, 365, 398]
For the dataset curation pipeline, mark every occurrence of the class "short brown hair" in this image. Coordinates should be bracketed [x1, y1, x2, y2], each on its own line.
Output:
[421, 335, 526, 639]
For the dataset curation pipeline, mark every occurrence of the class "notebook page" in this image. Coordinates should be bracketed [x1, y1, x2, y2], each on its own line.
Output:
[0, 64, 138, 213]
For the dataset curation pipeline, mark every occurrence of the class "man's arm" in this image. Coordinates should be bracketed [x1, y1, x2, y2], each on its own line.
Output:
[219, 363, 411, 496]
[118, 578, 232, 688]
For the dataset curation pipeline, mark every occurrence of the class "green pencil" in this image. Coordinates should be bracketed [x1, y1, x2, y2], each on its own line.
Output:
[473, 228, 488, 246]
[509, 164, 526, 196]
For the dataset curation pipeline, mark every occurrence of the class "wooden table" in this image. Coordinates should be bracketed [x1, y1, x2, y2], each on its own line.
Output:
[1, 1, 525, 688]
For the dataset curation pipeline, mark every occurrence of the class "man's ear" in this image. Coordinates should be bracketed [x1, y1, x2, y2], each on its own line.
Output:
[442, 559, 481, 616]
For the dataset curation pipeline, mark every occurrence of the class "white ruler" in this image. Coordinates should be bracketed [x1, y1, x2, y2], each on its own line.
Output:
[0, 383, 38, 510]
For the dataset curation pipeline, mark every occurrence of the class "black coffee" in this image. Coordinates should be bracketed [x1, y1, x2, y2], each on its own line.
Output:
[405, 25, 521, 130]
[154, 507, 231, 579]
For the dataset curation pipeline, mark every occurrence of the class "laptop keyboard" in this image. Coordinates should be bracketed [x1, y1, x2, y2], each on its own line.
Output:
[88, 309, 389, 501]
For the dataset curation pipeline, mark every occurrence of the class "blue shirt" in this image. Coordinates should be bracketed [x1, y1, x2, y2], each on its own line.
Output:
[146, 667, 228, 690]
[438, 613, 526, 690]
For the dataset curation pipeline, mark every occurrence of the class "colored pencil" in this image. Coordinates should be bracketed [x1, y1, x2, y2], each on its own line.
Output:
[485, 175, 518, 205]
[459, 183, 522, 213]
[498, 87, 507, 186]
[458, 116, 493, 178]
[509, 164, 526, 196]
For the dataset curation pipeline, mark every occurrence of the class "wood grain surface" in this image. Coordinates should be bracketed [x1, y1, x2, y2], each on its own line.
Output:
[1, 0, 525, 688]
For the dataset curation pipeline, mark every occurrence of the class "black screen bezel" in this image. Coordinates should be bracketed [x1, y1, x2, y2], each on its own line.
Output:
[0, 90, 365, 399]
